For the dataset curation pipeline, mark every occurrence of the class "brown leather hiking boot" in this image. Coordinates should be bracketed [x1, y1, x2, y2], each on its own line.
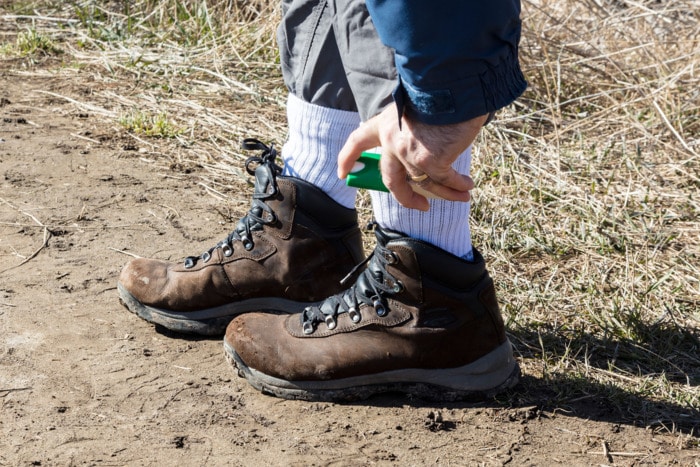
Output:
[118, 139, 364, 336]
[224, 225, 519, 401]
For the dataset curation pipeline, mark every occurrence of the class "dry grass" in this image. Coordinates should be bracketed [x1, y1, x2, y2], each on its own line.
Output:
[1, 0, 698, 434]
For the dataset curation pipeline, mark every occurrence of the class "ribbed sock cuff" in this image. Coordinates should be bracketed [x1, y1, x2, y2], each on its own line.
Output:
[282, 94, 361, 209]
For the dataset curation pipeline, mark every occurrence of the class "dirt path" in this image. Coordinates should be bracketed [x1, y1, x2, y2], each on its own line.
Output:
[0, 71, 697, 466]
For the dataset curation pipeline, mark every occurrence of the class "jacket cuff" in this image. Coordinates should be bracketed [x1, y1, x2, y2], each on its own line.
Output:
[393, 52, 527, 126]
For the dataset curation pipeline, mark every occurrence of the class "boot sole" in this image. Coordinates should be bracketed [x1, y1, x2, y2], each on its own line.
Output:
[117, 283, 313, 336]
[224, 339, 520, 402]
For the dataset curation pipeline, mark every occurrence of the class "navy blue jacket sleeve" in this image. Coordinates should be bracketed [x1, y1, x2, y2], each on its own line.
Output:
[365, 0, 527, 125]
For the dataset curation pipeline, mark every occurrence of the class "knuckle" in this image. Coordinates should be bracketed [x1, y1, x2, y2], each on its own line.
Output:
[383, 176, 402, 191]
[412, 151, 430, 164]
[346, 130, 362, 146]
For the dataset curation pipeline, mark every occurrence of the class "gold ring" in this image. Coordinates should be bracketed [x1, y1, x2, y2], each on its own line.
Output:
[408, 173, 429, 183]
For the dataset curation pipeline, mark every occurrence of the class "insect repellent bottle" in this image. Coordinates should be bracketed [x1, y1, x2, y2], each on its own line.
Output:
[345, 151, 440, 199]
[345, 151, 388, 192]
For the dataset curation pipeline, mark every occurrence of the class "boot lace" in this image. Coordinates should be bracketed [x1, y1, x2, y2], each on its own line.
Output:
[184, 138, 282, 269]
[300, 241, 404, 334]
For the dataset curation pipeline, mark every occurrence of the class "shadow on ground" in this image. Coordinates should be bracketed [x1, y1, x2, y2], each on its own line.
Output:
[368, 321, 700, 436]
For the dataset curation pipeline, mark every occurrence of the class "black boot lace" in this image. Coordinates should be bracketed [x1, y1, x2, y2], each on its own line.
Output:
[300, 241, 405, 334]
[184, 138, 283, 269]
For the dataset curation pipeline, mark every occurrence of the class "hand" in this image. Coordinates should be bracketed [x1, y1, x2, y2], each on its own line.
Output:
[337, 103, 488, 211]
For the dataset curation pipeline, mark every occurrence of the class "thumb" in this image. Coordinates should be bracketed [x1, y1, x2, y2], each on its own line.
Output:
[337, 121, 381, 179]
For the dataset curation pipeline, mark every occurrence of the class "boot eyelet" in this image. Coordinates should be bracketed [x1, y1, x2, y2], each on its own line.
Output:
[201, 251, 211, 263]
[303, 321, 315, 335]
[184, 257, 196, 269]
[373, 299, 387, 317]
[392, 281, 404, 293]
[242, 238, 254, 251]
[383, 251, 398, 264]
[348, 308, 361, 323]
[222, 244, 233, 257]
[324, 315, 337, 330]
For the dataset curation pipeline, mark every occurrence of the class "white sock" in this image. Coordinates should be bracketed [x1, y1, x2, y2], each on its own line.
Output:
[281, 94, 361, 209]
[370, 146, 474, 260]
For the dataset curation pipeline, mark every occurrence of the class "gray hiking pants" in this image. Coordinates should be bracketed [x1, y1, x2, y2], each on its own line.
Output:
[278, 0, 396, 121]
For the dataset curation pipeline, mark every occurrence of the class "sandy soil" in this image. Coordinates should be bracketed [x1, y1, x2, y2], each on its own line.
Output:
[1, 70, 698, 466]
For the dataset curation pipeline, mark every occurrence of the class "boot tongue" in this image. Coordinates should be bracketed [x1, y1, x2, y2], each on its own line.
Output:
[254, 162, 276, 196]
[374, 225, 405, 246]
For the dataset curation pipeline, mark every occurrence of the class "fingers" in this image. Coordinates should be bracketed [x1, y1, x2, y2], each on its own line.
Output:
[400, 170, 472, 204]
[381, 151, 431, 211]
[416, 169, 473, 202]
[337, 122, 380, 179]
